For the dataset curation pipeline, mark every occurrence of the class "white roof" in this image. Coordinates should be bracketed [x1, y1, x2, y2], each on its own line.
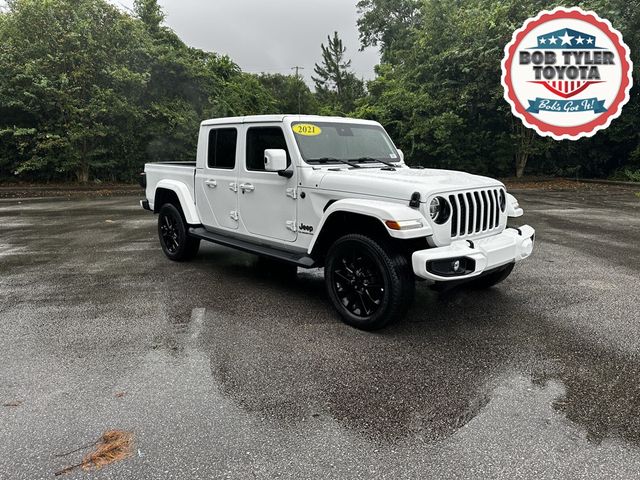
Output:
[200, 114, 380, 127]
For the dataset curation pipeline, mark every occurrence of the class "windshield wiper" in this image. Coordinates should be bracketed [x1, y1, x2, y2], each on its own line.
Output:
[350, 156, 398, 168]
[307, 157, 361, 168]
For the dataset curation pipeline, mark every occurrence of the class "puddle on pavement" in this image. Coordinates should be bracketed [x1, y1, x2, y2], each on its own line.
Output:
[195, 287, 640, 449]
[5, 196, 640, 462]
[153, 306, 206, 359]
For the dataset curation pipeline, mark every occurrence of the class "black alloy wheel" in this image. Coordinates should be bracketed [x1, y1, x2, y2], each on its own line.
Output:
[160, 210, 180, 254]
[157, 203, 200, 261]
[325, 234, 414, 330]
[333, 250, 385, 318]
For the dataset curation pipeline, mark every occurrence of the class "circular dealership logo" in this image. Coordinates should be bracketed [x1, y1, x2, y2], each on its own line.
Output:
[502, 7, 633, 140]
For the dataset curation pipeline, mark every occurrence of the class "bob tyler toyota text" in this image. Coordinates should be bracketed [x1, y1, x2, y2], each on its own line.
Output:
[502, 7, 632, 140]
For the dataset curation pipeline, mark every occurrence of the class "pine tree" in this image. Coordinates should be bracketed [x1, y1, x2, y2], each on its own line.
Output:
[312, 32, 364, 114]
[313, 32, 351, 97]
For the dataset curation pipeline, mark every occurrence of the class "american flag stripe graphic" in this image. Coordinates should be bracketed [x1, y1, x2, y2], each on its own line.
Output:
[547, 80, 586, 95]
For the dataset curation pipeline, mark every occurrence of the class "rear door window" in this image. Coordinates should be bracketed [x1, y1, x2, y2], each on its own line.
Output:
[207, 128, 238, 169]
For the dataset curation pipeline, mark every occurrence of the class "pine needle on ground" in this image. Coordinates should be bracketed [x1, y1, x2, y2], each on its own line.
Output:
[54, 430, 134, 476]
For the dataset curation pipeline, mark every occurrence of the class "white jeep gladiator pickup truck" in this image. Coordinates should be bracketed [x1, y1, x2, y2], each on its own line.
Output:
[140, 115, 534, 330]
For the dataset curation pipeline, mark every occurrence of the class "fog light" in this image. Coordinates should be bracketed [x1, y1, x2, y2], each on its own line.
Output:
[426, 257, 475, 277]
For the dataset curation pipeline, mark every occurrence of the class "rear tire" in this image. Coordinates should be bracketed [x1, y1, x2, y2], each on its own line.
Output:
[324, 234, 414, 330]
[158, 203, 200, 261]
[468, 263, 514, 289]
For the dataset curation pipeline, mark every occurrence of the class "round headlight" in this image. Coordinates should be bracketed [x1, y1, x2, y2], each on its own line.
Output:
[499, 189, 506, 212]
[429, 196, 450, 224]
[429, 197, 441, 219]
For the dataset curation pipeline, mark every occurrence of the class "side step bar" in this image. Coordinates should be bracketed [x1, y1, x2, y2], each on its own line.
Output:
[188, 227, 317, 268]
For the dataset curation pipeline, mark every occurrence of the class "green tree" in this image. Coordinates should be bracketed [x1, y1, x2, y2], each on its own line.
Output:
[0, 0, 149, 182]
[313, 31, 365, 115]
[257, 73, 318, 114]
[357, 0, 640, 178]
[0, 0, 278, 182]
[134, 0, 164, 34]
[2, 0, 637, 182]
[356, 0, 420, 62]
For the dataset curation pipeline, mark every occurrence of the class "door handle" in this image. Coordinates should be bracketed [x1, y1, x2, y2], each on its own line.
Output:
[239, 183, 255, 193]
[205, 179, 217, 188]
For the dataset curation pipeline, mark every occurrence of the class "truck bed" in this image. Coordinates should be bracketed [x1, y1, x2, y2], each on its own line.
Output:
[144, 162, 197, 211]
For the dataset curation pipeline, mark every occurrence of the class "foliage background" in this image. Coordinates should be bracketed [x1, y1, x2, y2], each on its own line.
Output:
[0, 0, 638, 183]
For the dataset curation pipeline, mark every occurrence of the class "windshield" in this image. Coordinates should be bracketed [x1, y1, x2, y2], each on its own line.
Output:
[291, 121, 399, 165]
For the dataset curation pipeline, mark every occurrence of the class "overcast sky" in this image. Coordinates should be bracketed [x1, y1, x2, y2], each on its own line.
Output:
[107, 0, 380, 84]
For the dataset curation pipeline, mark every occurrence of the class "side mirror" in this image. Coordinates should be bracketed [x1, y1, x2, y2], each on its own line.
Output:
[264, 149, 287, 172]
[397, 149, 405, 163]
[264, 149, 292, 178]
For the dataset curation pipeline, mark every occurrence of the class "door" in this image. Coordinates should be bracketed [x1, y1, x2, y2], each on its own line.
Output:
[195, 127, 239, 230]
[237, 125, 297, 242]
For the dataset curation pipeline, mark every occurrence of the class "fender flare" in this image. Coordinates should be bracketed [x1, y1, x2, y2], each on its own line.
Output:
[307, 198, 432, 254]
[153, 179, 200, 225]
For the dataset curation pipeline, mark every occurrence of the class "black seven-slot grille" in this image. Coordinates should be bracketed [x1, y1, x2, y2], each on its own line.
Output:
[448, 189, 503, 238]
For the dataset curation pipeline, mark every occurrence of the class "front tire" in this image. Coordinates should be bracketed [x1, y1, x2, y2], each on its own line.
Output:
[324, 234, 414, 330]
[158, 203, 200, 261]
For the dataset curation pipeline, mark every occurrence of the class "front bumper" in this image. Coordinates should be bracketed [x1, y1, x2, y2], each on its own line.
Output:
[412, 225, 535, 281]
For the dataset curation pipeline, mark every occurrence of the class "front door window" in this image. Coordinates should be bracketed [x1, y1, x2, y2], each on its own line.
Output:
[245, 127, 290, 171]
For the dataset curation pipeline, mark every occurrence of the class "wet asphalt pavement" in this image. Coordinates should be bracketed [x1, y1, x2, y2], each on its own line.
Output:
[1, 187, 639, 479]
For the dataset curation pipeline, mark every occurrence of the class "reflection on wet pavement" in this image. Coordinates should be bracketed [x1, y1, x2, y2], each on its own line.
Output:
[1, 189, 640, 478]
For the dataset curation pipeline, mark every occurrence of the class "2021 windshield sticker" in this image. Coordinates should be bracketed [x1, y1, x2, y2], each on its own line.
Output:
[292, 124, 322, 136]
[501, 7, 633, 140]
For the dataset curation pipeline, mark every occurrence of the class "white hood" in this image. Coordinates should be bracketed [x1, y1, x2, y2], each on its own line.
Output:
[316, 167, 504, 202]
